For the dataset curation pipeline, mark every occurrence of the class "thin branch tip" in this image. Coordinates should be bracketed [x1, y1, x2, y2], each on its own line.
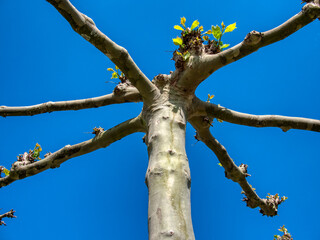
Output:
[0, 209, 16, 226]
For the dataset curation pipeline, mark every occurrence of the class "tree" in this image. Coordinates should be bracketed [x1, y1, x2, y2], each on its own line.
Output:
[0, 0, 319, 239]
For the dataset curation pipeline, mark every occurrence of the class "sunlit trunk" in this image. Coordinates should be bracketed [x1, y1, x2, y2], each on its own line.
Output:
[144, 92, 195, 240]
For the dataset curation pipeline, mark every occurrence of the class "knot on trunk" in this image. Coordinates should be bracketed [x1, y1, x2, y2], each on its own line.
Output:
[302, 2, 320, 19]
[113, 81, 133, 95]
[244, 31, 263, 45]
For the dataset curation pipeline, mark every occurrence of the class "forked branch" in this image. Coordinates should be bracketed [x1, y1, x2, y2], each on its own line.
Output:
[200, 2, 320, 76]
[190, 117, 287, 216]
[46, 0, 159, 104]
[0, 116, 145, 188]
[0, 87, 141, 117]
[190, 98, 320, 132]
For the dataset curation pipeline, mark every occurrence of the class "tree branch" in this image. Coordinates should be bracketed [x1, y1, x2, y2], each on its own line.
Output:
[189, 98, 320, 132]
[0, 116, 145, 188]
[0, 209, 16, 226]
[0, 86, 141, 117]
[189, 117, 286, 216]
[199, 2, 320, 78]
[46, 0, 159, 104]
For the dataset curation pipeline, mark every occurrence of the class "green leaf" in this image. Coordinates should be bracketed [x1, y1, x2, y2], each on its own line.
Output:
[211, 25, 222, 40]
[174, 25, 184, 31]
[3, 168, 10, 176]
[111, 72, 119, 79]
[207, 94, 215, 102]
[183, 51, 191, 61]
[33, 143, 42, 160]
[172, 37, 183, 46]
[190, 20, 199, 31]
[176, 51, 183, 57]
[220, 44, 230, 49]
[107, 68, 114, 72]
[33, 150, 40, 159]
[279, 225, 287, 233]
[221, 21, 225, 30]
[180, 17, 186, 27]
[35, 143, 42, 152]
[225, 22, 237, 33]
[202, 35, 209, 41]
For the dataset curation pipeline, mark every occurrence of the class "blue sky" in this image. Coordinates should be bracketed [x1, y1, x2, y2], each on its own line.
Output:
[0, 0, 319, 239]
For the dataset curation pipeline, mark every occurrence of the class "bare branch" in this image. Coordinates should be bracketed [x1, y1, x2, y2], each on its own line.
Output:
[199, 2, 320, 78]
[189, 98, 320, 132]
[0, 209, 16, 226]
[46, 0, 159, 104]
[0, 116, 145, 188]
[190, 117, 286, 216]
[0, 87, 141, 117]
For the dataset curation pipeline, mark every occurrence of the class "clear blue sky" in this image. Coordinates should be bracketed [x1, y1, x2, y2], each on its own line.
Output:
[0, 1, 319, 239]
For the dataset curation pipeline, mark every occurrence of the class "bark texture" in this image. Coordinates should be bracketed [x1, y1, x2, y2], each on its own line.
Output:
[1, 1, 319, 239]
[0, 116, 145, 188]
[0, 209, 16, 226]
[190, 98, 320, 132]
[143, 86, 194, 240]
[0, 87, 141, 117]
[46, 0, 159, 105]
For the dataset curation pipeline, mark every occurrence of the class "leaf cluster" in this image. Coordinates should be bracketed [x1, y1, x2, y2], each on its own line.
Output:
[0, 143, 44, 177]
[267, 193, 288, 202]
[206, 94, 215, 103]
[172, 17, 237, 62]
[274, 225, 293, 240]
[107, 66, 126, 83]
[16, 143, 43, 163]
[172, 17, 203, 61]
[202, 21, 236, 52]
[260, 193, 288, 216]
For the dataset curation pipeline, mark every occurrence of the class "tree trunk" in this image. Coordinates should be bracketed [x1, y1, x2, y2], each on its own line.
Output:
[143, 89, 195, 240]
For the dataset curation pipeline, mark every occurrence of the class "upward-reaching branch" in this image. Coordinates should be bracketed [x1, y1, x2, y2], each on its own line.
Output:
[46, 0, 159, 105]
[0, 116, 145, 188]
[198, 2, 320, 80]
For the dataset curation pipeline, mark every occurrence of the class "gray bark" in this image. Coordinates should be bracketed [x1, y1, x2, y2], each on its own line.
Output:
[143, 87, 194, 239]
[46, 0, 160, 105]
[0, 116, 145, 188]
[1, 0, 319, 239]
[0, 87, 141, 117]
